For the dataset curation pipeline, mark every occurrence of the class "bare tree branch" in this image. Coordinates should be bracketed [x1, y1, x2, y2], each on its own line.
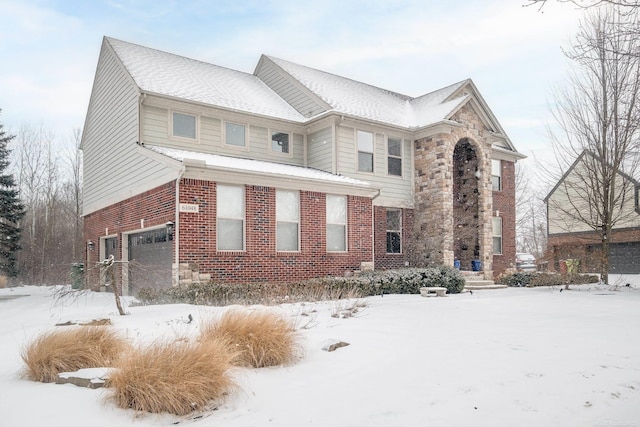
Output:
[546, 8, 640, 284]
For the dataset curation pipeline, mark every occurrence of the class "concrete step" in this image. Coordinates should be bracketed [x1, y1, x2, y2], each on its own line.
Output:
[464, 279, 507, 290]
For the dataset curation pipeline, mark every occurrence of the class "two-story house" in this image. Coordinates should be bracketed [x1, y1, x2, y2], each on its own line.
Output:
[545, 150, 640, 274]
[82, 37, 524, 294]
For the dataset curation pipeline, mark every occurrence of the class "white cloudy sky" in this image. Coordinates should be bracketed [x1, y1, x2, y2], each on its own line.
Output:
[0, 0, 588, 160]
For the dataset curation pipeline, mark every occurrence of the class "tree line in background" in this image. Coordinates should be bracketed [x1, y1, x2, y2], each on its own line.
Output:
[0, 120, 83, 285]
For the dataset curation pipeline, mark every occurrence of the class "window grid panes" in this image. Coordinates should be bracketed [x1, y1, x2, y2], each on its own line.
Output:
[492, 217, 503, 255]
[276, 190, 299, 251]
[386, 209, 402, 253]
[271, 131, 290, 154]
[326, 195, 347, 252]
[225, 122, 246, 147]
[173, 112, 196, 139]
[217, 185, 245, 251]
[388, 138, 402, 176]
[357, 130, 374, 172]
[492, 159, 502, 191]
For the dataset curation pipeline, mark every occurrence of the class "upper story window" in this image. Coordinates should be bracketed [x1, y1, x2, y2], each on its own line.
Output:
[357, 130, 374, 173]
[217, 184, 245, 251]
[326, 194, 347, 252]
[276, 189, 299, 251]
[172, 112, 196, 139]
[492, 216, 503, 255]
[387, 137, 402, 177]
[271, 131, 290, 154]
[492, 159, 502, 191]
[225, 122, 246, 147]
[386, 209, 402, 253]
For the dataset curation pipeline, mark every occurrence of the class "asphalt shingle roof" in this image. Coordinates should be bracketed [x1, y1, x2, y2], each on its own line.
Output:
[107, 37, 472, 129]
[107, 38, 307, 122]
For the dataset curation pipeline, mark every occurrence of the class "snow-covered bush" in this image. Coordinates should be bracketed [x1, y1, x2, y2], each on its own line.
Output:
[135, 265, 465, 306]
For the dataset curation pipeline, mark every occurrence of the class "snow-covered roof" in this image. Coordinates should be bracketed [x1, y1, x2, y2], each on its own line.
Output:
[106, 38, 307, 123]
[105, 37, 480, 130]
[265, 55, 471, 128]
[147, 145, 374, 189]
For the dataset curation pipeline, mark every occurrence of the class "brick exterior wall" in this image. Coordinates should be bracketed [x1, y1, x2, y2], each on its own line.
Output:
[83, 182, 176, 291]
[548, 228, 640, 272]
[179, 181, 373, 283]
[373, 206, 414, 269]
[492, 160, 516, 275]
[85, 179, 376, 289]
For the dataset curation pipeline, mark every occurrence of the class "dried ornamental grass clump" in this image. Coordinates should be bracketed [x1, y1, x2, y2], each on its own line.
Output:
[201, 309, 302, 368]
[107, 338, 237, 415]
[21, 326, 128, 383]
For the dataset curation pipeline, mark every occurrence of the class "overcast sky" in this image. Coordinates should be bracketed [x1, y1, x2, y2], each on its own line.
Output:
[0, 0, 588, 160]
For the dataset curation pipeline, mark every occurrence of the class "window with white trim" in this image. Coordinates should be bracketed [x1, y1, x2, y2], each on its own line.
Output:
[386, 209, 402, 253]
[225, 122, 246, 147]
[387, 137, 402, 176]
[357, 130, 374, 172]
[271, 131, 290, 154]
[492, 216, 503, 255]
[326, 194, 347, 252]
[217, 184, 245, 251]
[276, 189, 299, 251]
[172, 112, 196, 139]
[492, 159, 502, 191]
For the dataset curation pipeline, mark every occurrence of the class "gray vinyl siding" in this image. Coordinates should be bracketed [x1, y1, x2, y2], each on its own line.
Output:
[336, 125, 413, 207]
[256, 59, 327, 118]
[308, 127, 333, 173]
[82, 41, 178, 215]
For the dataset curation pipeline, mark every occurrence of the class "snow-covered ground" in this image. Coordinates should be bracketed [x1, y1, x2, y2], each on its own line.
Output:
[1, 276, 639, 427]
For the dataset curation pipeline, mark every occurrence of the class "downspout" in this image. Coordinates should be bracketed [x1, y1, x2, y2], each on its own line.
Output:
[370, 189, 381, 267]
[174, 164, 186, 286]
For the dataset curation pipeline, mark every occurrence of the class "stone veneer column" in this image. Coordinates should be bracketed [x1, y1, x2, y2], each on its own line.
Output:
[412, 104, 495, 279]
[413, 135, 455, 267]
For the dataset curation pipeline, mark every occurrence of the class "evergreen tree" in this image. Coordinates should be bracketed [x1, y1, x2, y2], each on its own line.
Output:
[0, 111, 25, 277]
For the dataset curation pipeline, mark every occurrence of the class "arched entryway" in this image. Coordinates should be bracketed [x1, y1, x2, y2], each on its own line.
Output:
[453, 139, 480, 271]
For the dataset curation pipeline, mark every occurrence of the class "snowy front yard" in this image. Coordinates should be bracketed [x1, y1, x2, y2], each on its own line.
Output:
[1, 278, 639, 427]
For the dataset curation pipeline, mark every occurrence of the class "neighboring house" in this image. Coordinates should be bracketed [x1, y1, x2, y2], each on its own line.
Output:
[81, 37, 525, 295]
[545, 150, 640, 274]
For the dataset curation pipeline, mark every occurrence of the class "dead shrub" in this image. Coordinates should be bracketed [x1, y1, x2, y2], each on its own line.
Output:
[201, 309, 301, 368]
[107, 338, 237, 415]
[21, 326, 127, 383]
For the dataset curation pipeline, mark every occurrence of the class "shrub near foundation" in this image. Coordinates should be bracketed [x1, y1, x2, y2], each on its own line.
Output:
[202, 309, 301, 368]
[108, 338, 237, 415]
[136, 265, 465, 306]
[21, 326, 127, 383]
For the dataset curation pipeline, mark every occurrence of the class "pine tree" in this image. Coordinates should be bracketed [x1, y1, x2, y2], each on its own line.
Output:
[0, 111, 25, 277]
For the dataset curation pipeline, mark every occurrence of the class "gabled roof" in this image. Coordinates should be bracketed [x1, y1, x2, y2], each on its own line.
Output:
[106, 38, 307, 122]
[544, 150, 640, 203]
[105, 37, 518, 152]
[260, 55, 473, 129]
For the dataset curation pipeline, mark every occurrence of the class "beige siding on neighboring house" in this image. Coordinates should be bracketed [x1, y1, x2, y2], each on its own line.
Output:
[82, 41, 180, 216]
[308, 127, 333, 173]
[548, 158, 640, 235]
